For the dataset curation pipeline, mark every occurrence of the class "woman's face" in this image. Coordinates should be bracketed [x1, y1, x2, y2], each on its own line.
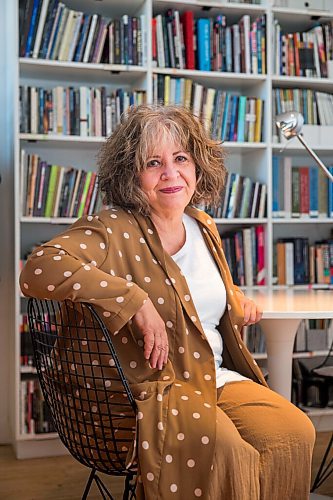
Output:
[139, 137, 197, 218]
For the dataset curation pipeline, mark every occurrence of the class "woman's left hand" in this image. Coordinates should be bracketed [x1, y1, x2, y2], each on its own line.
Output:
[235, 291, 263, 326]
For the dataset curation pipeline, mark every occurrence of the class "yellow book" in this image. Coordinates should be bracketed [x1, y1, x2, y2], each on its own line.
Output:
[254, 98, 263, 143]
[184, 79, 192, 109]
[164, 75, 171, 105]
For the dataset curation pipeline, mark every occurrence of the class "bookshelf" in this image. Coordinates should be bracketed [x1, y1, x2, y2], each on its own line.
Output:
[5, 0, 333, 457]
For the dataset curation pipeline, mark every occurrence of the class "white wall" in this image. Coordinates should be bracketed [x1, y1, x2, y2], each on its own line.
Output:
[0, 0, 16, 443]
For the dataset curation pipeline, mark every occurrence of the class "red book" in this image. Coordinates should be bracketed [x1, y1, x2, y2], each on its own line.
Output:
[83, 171, 97, 215]
[181, 11, 195, 70]
[255, 225, 266, 285]
[151, 18, 157, 66]
[299, 167, 310, 217]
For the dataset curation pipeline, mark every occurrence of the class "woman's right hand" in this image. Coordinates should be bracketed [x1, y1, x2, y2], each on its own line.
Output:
[132, 298, 169, 370]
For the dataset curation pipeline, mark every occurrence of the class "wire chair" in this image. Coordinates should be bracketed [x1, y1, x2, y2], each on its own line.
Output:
[27, 297, 138, 500]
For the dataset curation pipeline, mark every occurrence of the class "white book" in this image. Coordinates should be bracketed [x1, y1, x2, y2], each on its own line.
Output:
[79, 86, 88, 136]
[242, 227, 253, 286]
[140, 14, 147, 66]
[30, 87, 38, 134]
[20, 149, 27, 216]
[258, 184, 267, 218]
[55, 86, 63, 134]
[46, 2, 65, 59]
[156, 15, 165, 68]
[283, 156, 292, 218]
[232, 24, 241, 73]
[170, 78, 176, 104]
[52, 7, 69, 60]
[32, 0, 50, 59]
[192, 83, 203, 118]
[94, 88, 102, 137]
[242, 15, 251, 73]
[67, 11, 84, 61]
[174, 10, 184, 69]
[250, 181, 260, 218]
[109, 22, 114, 64]
[58, 9, 75, 61]
[285, 241, 294, 286]
[203, 88, 216, 132]
[83, 14, 98, 63]
[106, 96, 112, 136]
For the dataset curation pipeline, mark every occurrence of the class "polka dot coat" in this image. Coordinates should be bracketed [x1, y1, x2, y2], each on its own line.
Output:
[20, 206, 267, 499]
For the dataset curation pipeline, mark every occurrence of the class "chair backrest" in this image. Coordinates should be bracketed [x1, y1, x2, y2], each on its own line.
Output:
[27, 298, 137, 475]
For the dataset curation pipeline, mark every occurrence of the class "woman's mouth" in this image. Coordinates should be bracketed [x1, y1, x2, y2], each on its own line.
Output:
[159, 187, 183, 193]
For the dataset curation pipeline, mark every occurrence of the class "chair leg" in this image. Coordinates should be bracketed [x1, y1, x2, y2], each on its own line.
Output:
[94, 474, 114, 499]
[311, 433, 333, 491]
[82, 469, 96, 500]
[123, 474, 136, 500]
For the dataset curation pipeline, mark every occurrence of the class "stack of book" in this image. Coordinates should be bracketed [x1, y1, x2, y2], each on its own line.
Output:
[20, 151, 104, 218]
[153, 75, 264, 142]
[273, 20, 333, 77]
[221, 225, 265, 286]
[275, 237, 333, 286]
[272, 157, 333, 219]
[243, 323, 266, 354]
[152, 10, 266, 74]
[206, 172, 266, 219]
[20, 314, 34, 368]
[20, 85, 146, 137]
[19, 0, 145, 65]
[20, 378, 56, 435]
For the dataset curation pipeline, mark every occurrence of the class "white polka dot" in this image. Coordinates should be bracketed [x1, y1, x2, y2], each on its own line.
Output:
[193, 413, 200, 419]
[121, 337, 128, 344]
[118, 250, 123, 258]
[157, 421, 164, 430]
[139, 237, 146, 244]
[253, 360, 258, 366]
[234, 324, 238, 330]
[109, 359, 115, 367]
[239, 343, 243, 349]
[23, 283, 29, 289]
[110, 214, 117, 219]
[177, 433, 184, 441]
[85, 230, 92, 235]
[91, 260, 97, 266]
[165, 279, 171, 285]
[171, 278, 176, 284]
[92, 360, 99, 365]
[201, 436, 209, 444]
[166, 321, 173, 328]
[227, 303, 232, 311]
[102, 311, 111, 318]
[183, 371, 190, 379]
[171, 409, 178, 416]
[193, 352, 200, 359]
[47, 285, 55, 292]
[87, 216, 93, 221]
[73, 283, 81, 290]
[195, 390, 202, 395]
[53, 256, 61, 261]
[166, 454, 173, 463]
[157, 297, 164, 304]
[187, 459, 195, 467]
[116, 296, 124, 303]
[184, 294, 191, 301]
[62, 235, 70, 238]
[126, 274, 132, 281]
[107, 227, 112, 234]
[54, 244, 61, 248]
[138, 412, 143, 420]
[123, 232, 130, 239]
[100, 280, 108, 287]
[105, 380, 112, 387]
[170, 484, 177, 493]
[34, 268, 42, 275]
[194, 488, 202, 497]
[204, 403, 211, 408]
[80, 243, 87, 249]
[185, 328, 189, 335]
[181, 395, 189, 400]
[148, 229, 153, 234]
[152, 258, 158, 264]
[191, 315, 197, 322]
[144, 276, 151, 283]
[175, 383, 182, 387]
[113, 330, 119, 336]
[157, 394, 163, 402]
[204, 374, 211, 381]
[100, 243, 106, 250]
[130, 361, 137, 369]
[82, 340, 87, 345]
[91, 405, 97, 413]
[207, 219, 212, 225]
[178, 347, 185, 354]
[135, 255, 141, 261]
[142, 441, 149, 450]
[163, 375, 170, 380]
[36, 250, 44, 256]
[147, 472, 154, 481]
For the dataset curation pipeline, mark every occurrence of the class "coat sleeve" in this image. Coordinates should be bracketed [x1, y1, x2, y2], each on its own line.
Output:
[19, 215, 148, 332]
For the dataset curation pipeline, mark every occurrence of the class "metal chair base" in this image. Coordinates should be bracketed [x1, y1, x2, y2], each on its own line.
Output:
[82, 469, 136, 500]
[311, 433, 333, 492]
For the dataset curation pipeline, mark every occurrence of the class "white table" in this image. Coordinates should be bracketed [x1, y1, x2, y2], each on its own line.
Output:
[245, 289, 333, 401]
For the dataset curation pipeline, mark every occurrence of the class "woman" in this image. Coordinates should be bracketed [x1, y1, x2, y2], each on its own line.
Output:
[20, 105, 315, 499]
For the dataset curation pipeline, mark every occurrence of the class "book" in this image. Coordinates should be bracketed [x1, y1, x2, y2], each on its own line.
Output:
[196, 19, 210, 71]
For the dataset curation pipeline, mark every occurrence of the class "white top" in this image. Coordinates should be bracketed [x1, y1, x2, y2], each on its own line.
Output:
[171, 214, 249, 388]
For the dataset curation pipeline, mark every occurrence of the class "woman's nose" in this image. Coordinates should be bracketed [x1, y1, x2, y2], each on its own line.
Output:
[161, 161, 179, 179]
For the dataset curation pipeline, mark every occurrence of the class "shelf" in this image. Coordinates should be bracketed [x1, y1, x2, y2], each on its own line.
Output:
[272, 75, 333, 92]
[214, 218, 268, 224]
[223, 142, 267, 153]
[272, 218, 333, 223]
[19, 58, 147, 84]
[20, 134, 105, 146]
[272, 142, 333, 154]
[20, 366, 37, 374]
[18, 432, 59, 441]
[273, 284, 333, 291]
[154, 0, 266, 16]
[153, 67, 266, 88]
[21, 217, 77, 225]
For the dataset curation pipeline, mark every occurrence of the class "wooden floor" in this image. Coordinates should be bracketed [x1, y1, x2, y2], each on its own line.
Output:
[1, 432, 333, 499]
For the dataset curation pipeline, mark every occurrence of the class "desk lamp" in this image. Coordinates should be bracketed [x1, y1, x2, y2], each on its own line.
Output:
[275, 111, 333, 183]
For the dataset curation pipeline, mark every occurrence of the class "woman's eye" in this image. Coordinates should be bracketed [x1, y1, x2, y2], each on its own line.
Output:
[147, 160, 160, 168]
[176, 155, 187, 162]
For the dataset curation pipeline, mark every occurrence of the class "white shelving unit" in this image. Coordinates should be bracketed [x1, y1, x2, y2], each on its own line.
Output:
[6, 0, 333, 457]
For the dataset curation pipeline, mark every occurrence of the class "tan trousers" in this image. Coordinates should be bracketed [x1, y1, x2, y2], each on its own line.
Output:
[208, 381, 316, 500]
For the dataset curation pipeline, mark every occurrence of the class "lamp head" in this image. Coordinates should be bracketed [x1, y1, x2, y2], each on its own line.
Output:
[275, 111, 304, 139]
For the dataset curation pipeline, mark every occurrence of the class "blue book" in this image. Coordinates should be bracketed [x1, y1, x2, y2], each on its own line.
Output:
[237, 95, 247, 142]
[175, 78, 181, 105]
[309, 166, 318, 217]
[48, 3, 65, 59]
[74, 15, 91, 62]
[272, 156, 280, 216]
[226, 27, 232, 72]
[228, 95, 238, 142]
[40, 0, 59, 59]
[25, 0, 42, 57]
[328, 166, 333, 217]
[196, 19, 211, 71]
[221, 92, 230, 141]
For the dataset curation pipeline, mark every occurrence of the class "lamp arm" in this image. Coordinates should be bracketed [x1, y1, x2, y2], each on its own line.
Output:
[296, 134, 333, 183]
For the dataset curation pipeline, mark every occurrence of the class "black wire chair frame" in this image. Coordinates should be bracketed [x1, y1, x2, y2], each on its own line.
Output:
[27, 297, 138, 500]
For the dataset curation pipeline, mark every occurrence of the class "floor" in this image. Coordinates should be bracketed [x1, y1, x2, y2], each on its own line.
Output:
[0, 432, 333, 499]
